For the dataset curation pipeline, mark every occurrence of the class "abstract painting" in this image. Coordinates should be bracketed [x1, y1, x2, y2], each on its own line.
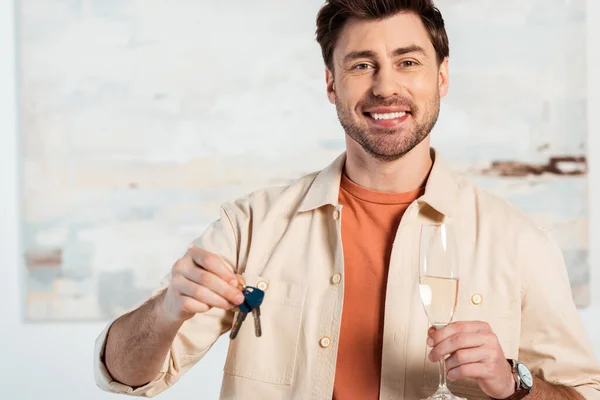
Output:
[18, 0, 588, 320]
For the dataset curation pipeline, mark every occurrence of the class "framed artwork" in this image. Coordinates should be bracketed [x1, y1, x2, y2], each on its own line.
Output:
[18, 0, 588, 320]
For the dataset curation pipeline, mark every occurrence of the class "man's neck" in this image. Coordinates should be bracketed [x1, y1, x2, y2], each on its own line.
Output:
[343, 137, 433, 194]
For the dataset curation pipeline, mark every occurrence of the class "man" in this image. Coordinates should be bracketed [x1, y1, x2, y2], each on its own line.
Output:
[94, 0, 600, 399]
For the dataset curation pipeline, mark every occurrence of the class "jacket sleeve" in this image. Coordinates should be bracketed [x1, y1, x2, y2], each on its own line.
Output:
[519, 232, 600, 399]
[93, 204, 242, 397]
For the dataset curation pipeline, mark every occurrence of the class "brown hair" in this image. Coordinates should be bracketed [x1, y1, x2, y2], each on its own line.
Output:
[315, 0, 449, 70]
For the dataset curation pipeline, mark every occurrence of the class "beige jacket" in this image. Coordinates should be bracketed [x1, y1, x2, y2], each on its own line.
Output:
[94, 150, 600, 399]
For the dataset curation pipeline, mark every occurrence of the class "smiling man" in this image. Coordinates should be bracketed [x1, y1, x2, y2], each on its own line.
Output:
[94, 1, 600, 399]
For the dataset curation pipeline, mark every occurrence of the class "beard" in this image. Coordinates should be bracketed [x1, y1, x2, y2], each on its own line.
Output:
[335, 91, 440, 162]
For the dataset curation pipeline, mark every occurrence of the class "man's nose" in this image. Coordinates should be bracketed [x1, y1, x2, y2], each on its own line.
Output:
[372, 66, 403, 98]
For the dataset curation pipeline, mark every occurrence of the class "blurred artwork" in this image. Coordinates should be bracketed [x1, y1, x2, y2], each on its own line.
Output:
[18, 0, 588, 320]
[432, 0, 589, 307]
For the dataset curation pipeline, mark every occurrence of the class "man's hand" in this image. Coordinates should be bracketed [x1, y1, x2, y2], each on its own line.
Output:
[427, 321, 515, 399]
[160, 247, 247, 324]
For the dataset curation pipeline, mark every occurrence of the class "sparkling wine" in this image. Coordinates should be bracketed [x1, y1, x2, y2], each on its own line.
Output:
[419, 276, 459, 327]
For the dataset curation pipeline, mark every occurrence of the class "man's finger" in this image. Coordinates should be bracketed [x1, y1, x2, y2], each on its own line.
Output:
[429, 332, 488, 362]
[181, 266, 245, 306]
[177, 277, 236, 310]
[447, 362, 490, 382]
[429, 320, 492, 346]
[444, 347, 490, 370]
[234, 275, 247, 291]
[187, 247, 236, 281]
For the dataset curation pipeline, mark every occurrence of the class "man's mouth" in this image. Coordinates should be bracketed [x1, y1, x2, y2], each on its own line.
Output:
[363, 110, 411, 128]
[367, 111, 408, 120]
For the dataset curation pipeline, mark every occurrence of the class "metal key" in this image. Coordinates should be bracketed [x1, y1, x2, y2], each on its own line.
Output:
[229, 286, 265, 339]
[229, 309, 247, 339]
[251, 305, 262, 337]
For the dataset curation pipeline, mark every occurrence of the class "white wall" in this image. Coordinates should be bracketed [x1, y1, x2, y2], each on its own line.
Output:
[0, 1, 598, 399]
[579, 0, 600, 360]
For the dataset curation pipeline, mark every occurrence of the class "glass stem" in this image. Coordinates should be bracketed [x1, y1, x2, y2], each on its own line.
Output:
[439, 358, 448, 389]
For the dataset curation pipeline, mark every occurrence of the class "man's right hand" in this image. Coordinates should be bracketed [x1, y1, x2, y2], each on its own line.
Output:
[160, 247, 246, 324]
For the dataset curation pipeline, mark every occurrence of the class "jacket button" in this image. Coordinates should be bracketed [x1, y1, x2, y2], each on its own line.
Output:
[471, 293, 483, 305]
[319, 336, 332, 348]
[331, 273, 342, 284]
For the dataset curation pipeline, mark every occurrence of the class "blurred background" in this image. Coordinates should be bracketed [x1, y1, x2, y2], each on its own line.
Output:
[0, 0, 598, 399]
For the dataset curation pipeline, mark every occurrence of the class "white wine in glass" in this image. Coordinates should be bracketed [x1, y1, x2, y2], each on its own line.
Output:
[419, 276, 458, 328]
[419, 223, 465, 400]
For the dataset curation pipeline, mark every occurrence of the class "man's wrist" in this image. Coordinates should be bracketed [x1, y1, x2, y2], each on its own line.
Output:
[497, 359, 517, 399]
[152, 291, 186, 332]
[499, 360, 534, 400]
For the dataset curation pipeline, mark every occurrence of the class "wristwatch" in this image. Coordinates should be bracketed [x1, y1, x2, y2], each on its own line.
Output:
[505, 359, 534, 399]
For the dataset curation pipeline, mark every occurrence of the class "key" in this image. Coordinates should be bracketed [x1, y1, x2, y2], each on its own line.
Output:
[229, 286, 265, 339]
[252, 306, 262, 337]
[229, 309, 247, 340]
[243, 286, 264, 338]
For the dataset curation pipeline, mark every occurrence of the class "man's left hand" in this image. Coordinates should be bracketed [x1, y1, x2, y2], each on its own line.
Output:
[428, 321, 515, 399]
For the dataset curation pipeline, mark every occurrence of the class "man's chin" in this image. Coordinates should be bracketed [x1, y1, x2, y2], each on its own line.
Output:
[359, 133, 430, 161]
[360, 145, 412, 161]
[364, 118, 414, 136]
[366, 127, 405, 136]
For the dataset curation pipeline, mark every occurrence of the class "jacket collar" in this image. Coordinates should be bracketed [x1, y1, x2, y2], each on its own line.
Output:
[297, 148, 460, 218]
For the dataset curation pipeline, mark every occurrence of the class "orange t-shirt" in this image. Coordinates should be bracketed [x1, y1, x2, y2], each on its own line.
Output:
[332, 173, 425, 400]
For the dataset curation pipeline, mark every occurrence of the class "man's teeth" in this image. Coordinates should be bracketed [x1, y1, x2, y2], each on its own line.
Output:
[370, 112, 407, 120]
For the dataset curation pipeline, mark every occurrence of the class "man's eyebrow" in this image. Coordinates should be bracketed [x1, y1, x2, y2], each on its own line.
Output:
[392, 45, 426, 57]
[342, 45, 427, 64]
[343, 50, 377, 64]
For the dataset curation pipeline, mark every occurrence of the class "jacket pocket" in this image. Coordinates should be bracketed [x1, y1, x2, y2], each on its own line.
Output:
[223, 274, 307, 386]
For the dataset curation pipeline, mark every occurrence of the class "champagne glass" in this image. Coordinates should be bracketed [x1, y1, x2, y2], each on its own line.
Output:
[419, 223, 464, 400]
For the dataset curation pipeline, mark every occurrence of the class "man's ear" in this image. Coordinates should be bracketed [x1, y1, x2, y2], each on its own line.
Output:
[326, 67, 336, 104]
[438, 57, 449, 98]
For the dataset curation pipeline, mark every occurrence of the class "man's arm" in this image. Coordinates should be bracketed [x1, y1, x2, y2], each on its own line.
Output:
[514, 376, 585, 400]
[103, 248, 245, 388]
[104, 290, 183, 387]
[518, 233, 600, 398]
[428, 322, 589, 399]
[428, 230, 600, 399]
[93, 203, 248, 397]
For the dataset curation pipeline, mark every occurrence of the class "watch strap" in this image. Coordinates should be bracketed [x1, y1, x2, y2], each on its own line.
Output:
[503, 389, 531, 400]
[506, 359, 532, 400]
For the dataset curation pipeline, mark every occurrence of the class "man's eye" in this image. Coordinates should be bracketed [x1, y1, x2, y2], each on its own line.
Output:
[400, 60, 418, 67]
[353, 63, 372, 70]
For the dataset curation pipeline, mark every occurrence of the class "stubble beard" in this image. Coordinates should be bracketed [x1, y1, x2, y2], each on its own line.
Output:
[335, 93, 441, 162]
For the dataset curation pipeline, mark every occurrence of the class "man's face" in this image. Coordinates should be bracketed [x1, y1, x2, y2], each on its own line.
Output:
[327, 12, 449, 161]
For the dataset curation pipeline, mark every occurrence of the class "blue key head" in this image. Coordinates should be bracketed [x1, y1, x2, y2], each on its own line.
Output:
[239, 302, 252, 314]
[242, 286, 265, 308]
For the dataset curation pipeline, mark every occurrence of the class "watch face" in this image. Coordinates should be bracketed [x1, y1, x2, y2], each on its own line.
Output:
[517, 363, 534, 388]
